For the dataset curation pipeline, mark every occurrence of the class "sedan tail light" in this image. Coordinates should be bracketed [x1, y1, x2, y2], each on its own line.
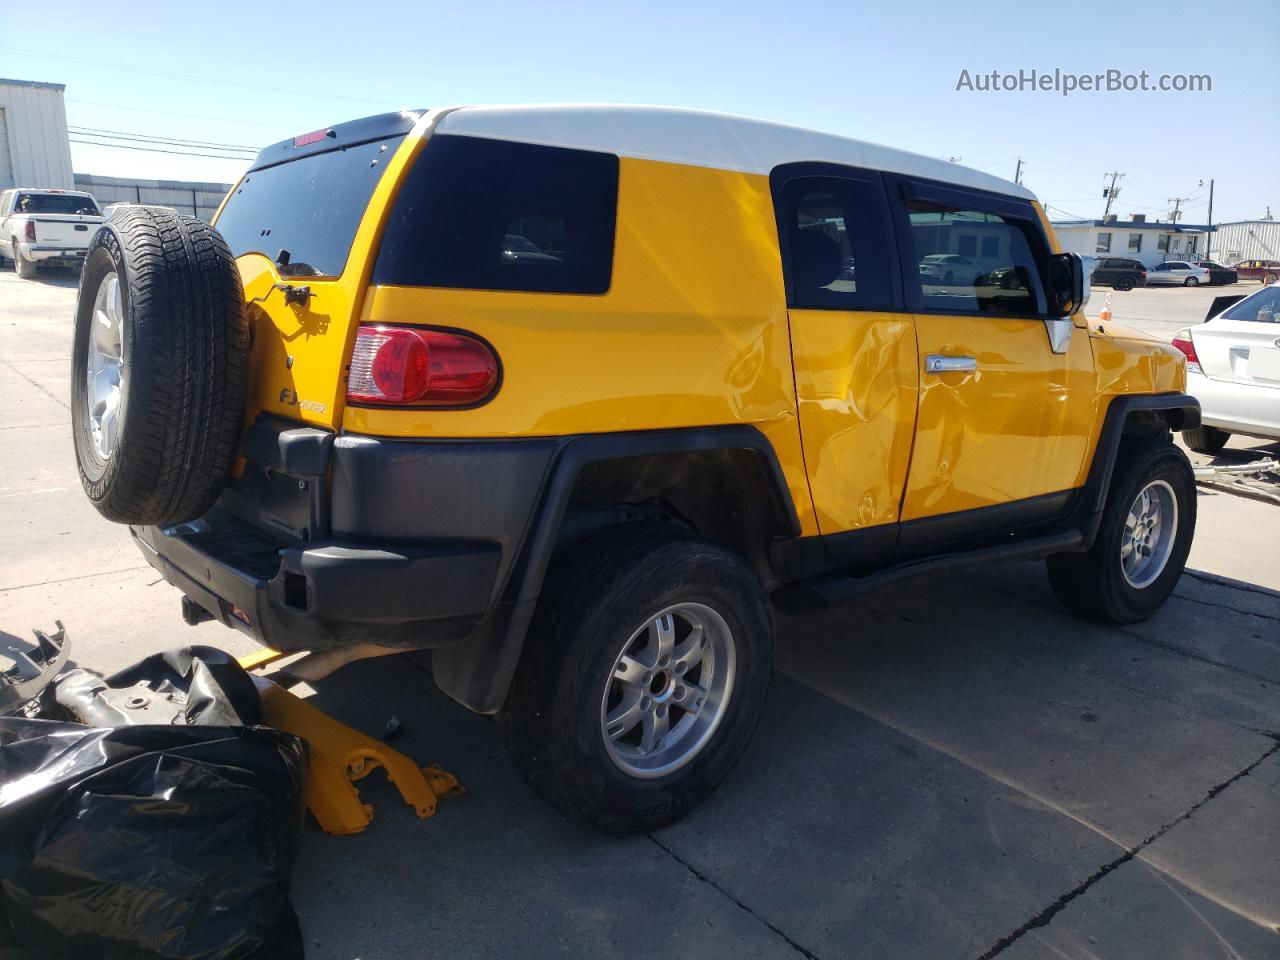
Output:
[347, 325, 499, 406]
[23, 220, 36, 242]
[1170, 329, 1202, 375]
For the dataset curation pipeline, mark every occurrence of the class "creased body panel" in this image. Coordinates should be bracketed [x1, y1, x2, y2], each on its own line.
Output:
[342, 156, 818, 535]
[788, 309, 918, 533]
[902, 318, 1095, 520]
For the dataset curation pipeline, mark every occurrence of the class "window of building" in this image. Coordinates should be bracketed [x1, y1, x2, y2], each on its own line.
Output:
[1096, 232, 1112, 253]
[374, 135, 618, 294]
[779, 176, 895, 310]
[1128, 233, 1143, 252]
[1157, 235, 1170, 251]
[903, 198, 1046, 315]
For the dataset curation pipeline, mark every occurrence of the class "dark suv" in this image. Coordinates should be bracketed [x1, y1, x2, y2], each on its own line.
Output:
[1091, 257, 1148, 291]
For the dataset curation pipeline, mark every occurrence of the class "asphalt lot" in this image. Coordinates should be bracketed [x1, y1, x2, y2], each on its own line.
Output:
[1, 268, 1277, 960]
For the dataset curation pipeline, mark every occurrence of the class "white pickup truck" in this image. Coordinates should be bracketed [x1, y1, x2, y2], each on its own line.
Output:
[0, 188, 105, 279]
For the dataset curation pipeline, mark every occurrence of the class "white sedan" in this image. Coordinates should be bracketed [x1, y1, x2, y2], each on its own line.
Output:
[1173, 282, 1280, 452]
[918, 254, 981, 285]
[1146, 260, 1212, 287]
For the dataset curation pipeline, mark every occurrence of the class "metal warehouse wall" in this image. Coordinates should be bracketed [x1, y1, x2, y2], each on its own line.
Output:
[72, 174, 232, 222]
[1210, 221, 1280, 265]
[0, 79, 75, 189]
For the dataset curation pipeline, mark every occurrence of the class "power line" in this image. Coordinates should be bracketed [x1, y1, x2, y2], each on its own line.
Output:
[68, 139, 255, 161]
[69, 125, 259, 151]
[66, 97, 286, 130]
[2, 45, 392, 106]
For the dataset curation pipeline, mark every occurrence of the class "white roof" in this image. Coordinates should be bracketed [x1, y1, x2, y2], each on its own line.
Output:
[437, 105, 1034, 201]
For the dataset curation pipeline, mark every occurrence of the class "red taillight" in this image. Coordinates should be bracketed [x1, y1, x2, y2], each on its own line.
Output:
[347, 325, 499, 406]
[24, 220, 36, 242]
[1171, 329, 1201, 374]
[293, 128, 333, 147]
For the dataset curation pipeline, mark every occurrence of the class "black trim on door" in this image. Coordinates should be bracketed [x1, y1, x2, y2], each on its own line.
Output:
[769, 162, 905, 312]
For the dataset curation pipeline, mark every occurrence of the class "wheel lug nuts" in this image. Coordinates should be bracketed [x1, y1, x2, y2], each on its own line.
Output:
[656, 704, 667, 718]
[658, 655, 670, 668]
[674, 686, 685, 700]
[674, 661, 687, 675]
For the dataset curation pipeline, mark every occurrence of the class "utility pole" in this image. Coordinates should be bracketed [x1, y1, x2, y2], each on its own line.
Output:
[1200, 178, 1214, 258]
[1168, 196, 1190, 224]
[1102, 171, 1125, 218]
[1014, 157, 1024, 185]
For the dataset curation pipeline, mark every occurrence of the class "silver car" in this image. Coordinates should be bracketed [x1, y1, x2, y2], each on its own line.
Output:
[1146, 260, 1212, 287]
[1174, 282, 1280, 452]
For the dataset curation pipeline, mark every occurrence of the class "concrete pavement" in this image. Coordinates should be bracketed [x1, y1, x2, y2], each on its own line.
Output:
[1, 267, 1277, 960]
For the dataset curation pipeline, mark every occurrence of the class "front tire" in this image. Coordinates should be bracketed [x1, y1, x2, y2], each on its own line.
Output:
[1047, 440, 1196, 623]
[500, 524, 773, 833]
[1183, 425, 1230, 454]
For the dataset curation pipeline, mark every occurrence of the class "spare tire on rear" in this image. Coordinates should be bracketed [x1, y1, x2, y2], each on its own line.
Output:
[72, 207, 249, 527]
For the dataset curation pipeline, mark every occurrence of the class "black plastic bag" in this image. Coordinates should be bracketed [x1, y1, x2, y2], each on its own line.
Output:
[0, 647, 307, 960]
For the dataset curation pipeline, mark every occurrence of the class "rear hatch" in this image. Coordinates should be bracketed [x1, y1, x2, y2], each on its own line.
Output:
[1192, 285, 1280, 388]
[212, 111, 426, 431]
[19, 192, 103, 249]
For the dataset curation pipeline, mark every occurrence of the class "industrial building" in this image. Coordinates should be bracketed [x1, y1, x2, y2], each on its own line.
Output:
[1208, 220, 1280, 265]
[0, 77, 230, 219]
[1050, 215, 1213, 268]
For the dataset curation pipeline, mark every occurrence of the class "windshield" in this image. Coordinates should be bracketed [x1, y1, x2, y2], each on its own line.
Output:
[214, 136, 404, 278]
[1222, 287, 1280, 323]
[17, 193, 100, 215]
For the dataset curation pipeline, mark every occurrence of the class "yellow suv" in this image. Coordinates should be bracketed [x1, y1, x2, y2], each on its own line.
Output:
[71, 106, 1198, 832]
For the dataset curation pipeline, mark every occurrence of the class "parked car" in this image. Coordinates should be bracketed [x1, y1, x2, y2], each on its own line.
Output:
[1173, 282, 1280, 453]
[1091, 257, 1148, 291]
[1190, 260, 1238, 285]
[919, 253, 980, 284]
[1233, 259, 1280, 284]
[1146, 260, 1211, 287]
[0, 188, 104, 278]
[70, 106, 1199, 833]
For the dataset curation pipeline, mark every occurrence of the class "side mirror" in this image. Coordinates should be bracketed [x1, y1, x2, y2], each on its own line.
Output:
[1047, 252, 1085, 317]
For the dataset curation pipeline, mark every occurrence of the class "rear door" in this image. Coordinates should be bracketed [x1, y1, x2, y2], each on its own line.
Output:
[212, 112, 427, 430]
[771, 164, 916, 553]
[1192, 285, 1280, 388]
[889, 178, 1095, 547]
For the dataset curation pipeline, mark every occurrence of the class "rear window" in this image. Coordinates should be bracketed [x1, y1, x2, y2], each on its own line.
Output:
[373, 135, 618, 294]
[215, 136, 404, 278]
[16, 193, 100, 215]
[1222, 287, 1279, 323]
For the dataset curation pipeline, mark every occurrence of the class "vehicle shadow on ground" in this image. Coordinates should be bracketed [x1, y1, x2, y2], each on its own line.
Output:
[13, 269, 81, 289]
[286, 561, 1279, 959]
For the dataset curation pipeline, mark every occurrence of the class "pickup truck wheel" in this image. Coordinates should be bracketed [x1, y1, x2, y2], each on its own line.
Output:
[13, 242, 37, 279]
[1182, 425, 1230, 454]
[500, 524, 773, 833]
[71, 208, 249, 526]
[1046, 440, 1195, 623]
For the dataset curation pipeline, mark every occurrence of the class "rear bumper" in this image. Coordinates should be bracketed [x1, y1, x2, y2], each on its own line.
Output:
[1188, 371, 1280, 438]
[131, 416, 556, 654]
[24, 244, 87, 263]
[132, 514, 501, 651]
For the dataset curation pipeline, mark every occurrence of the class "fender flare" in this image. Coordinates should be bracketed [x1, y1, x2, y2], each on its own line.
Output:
[431, 425, 799, 714]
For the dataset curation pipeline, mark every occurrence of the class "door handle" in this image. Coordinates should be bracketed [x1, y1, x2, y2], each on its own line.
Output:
[925, 354, 977, 374]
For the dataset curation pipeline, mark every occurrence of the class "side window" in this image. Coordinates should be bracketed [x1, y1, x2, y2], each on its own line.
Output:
[902, 195, 1047, 315]
[779, 175, 895, 311]
[374, 135, 618, 294]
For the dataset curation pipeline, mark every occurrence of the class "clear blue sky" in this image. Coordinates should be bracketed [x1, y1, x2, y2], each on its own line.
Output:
[3, 0, 1276, 225]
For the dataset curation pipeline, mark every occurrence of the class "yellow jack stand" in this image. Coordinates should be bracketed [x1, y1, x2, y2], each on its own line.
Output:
[238, 649, 463, 835]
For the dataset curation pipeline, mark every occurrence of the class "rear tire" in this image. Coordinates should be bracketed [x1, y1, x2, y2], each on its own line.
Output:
[1264, 272, 1278, 285]
[1184, 277, 1199, 287]
[1047, 440, 1195, 623]
[14, 243, 37, 279]
[1116, 277, 1135, 291]
[1182, 425, 1230, 454]
[71, 208, 249, 526]
[500, 524, 773, 833]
